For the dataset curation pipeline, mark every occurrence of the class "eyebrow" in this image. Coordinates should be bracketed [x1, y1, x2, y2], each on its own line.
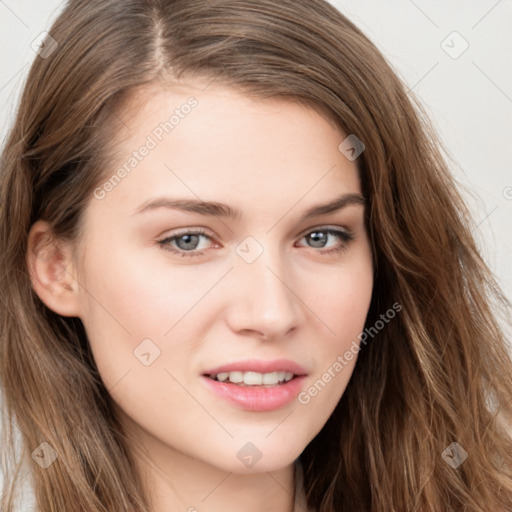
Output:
[132, 192, 365, 220]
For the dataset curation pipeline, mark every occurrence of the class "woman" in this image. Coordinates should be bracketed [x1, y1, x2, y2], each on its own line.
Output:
[1, 0, 511, 511]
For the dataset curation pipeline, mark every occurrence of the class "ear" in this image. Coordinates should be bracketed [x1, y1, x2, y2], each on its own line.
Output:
[26, 220, 82, 317]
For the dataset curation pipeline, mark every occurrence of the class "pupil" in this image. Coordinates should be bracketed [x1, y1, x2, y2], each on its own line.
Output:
[177, 234, 199, 250]
[308, 231, 327, 248]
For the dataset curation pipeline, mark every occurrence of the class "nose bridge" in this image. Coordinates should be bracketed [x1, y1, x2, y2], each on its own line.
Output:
[229, 237, 300, 338]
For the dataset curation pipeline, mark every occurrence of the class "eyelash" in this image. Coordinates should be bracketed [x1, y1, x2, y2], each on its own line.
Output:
[157, 227, 354, 258]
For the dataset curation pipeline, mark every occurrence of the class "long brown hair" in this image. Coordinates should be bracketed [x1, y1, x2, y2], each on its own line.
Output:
[1, 1, 511, 510]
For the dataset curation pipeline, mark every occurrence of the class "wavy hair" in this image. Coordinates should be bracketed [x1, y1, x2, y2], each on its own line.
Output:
[1, 0, 511, 510]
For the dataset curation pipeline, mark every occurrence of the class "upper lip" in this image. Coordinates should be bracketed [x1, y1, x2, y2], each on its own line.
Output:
[203, 358, 308, 376]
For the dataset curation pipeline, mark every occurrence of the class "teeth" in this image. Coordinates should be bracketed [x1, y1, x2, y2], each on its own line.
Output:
[262, 372, 277, 385]
[228, 371, 243, 383]
[216, 372, 229, 382]
[213, 371, 294, 385]
[245, 371, 263, 385]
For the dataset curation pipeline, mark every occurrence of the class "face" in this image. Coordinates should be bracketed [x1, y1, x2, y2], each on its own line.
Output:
[68, 82, 373, 473]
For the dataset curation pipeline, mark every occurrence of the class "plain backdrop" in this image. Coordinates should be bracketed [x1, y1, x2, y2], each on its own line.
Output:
[1, 1, 511, 509]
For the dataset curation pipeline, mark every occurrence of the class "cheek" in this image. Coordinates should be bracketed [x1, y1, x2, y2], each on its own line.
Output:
[314, 258, 373, 347]
[301, 249, 373, 410]
[296, 261, 372, 431]
[75, 238, 227, 387]
[79, 238, 221, 337]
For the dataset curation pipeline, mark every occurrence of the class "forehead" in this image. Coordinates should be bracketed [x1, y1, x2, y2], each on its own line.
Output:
[91, 81, 362, 220]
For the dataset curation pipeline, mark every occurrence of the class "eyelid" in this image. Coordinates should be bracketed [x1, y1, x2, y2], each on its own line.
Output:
[297, 224, 351, 238]
[161, 226, 215, 238]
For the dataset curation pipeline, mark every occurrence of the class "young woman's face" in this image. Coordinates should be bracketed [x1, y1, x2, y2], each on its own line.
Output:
[72, 82, 373, 473]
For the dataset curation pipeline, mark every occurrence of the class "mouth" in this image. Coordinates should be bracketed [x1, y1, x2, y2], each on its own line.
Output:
[205, 370, 297, 387]
[200, 359, 308, 411]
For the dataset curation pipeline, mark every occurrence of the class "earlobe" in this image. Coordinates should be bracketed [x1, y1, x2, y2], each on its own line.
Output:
[26, 220, 82, 317]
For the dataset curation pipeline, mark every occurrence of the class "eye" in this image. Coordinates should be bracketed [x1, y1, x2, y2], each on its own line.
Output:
[296, 227, 354, 255]
[157, 229, 216, 257]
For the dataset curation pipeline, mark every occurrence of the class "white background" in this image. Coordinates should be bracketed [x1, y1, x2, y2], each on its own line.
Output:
[1, 1, 511, 508]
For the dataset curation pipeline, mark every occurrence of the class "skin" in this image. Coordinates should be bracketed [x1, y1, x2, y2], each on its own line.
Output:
[27, 80, 374, 512]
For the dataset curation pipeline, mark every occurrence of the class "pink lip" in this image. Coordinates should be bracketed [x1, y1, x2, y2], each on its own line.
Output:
[203, 358, 308, 376]
[201, 358, 308, 412]
[201, 375, 308, 412]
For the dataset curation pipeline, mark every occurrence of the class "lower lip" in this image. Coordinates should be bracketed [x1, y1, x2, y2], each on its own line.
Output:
[201, 375, 307, 412]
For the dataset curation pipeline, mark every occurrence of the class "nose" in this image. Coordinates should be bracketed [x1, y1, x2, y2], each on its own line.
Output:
[225, 247, 303, 340]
